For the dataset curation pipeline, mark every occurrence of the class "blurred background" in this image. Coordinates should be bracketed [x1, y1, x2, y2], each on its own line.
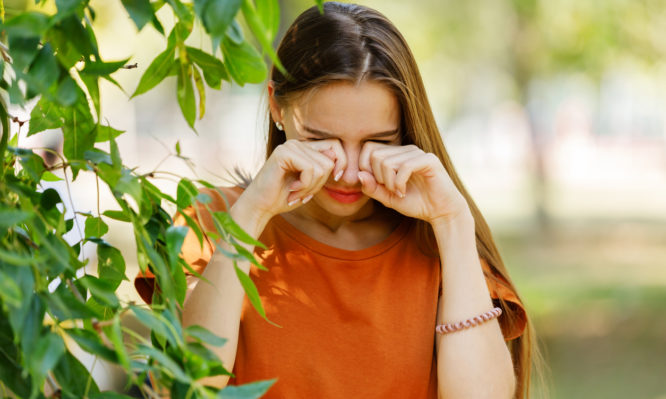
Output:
[6, 0, 666, 397]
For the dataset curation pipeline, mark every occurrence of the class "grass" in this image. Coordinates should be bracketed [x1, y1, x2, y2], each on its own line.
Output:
[494, 219, 666, 399]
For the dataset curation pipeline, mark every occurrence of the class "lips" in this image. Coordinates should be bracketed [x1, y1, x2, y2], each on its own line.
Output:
[324, 186, 363, 204]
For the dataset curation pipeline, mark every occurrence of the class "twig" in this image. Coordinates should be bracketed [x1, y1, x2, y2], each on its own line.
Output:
[123, 63, 138, 69]
[9, 114, 27, 128]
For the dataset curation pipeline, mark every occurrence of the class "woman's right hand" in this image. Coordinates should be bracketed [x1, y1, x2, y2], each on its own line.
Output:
[236, 138, 347, 222]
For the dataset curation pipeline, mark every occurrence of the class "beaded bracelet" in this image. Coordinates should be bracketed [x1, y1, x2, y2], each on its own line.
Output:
[435, 307, 502, 335]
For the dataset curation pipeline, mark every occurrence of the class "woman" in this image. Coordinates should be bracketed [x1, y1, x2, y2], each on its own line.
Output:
[136, 2, 533, 398]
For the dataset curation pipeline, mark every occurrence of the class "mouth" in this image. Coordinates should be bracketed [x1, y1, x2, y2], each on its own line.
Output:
[323, 186, 364, 204]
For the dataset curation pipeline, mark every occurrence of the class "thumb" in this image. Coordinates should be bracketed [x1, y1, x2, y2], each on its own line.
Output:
[358, 171, 392, 206]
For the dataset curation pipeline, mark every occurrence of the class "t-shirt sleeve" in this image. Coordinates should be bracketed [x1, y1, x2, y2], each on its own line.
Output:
[134, 186, 244, 304]
[480, 258, 527, 341]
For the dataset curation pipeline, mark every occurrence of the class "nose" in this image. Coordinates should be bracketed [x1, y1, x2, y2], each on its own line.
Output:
[340, 145, 361, 186]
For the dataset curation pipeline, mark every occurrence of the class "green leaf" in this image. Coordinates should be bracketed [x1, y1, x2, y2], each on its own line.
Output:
[226, 20, 244, 45]
[97, 244, 127, 288]
[212, 211, 265, 249]
[186, 46, 229, 89]
[0, 268, 23, 308]
[8, 36, 40, 71]
[0, 309, 33, 398]
[241, 0, 285, 75]
[0, 209, 32, 228]
[9, 147, 45, 181]
[132, 46, 176, 97]
[81, 59, 130, 75]
[177, 62, 196, 129]
[56, 0, 85, 17]
[55, 75, 81, 106]
[84, 148, 113, 165]
[192, 65, 206, 118]
[91, 393, 136, 399]
[41, 171, 63, 181]
[2, 12, 51, 37]
[47, 22, 82, 69]
[195, 0, 242, 44]
[46, 284, 102, 320]
[131, 306, 181, 346]
[315, 0, 324, 13]
[107, 316, 131, 370]
[233, 262, 268, 320]
[114, 169, 143, 204]
[217, 379, 277, 399]
[85, 216, 109, 238]
[80, 275, 119, 307]
[29, 333, 66, 393]
[95, 124, 125, 142]
[255, 0, 280, 42]
[185, 325, 227, 347]
[166, 225, 188, 267]
[54, 15, 95, 58]
[53, 351, 100, 397]
[0, 247, 46, 266]
[165, 0, 194, 28]
[136, 344, 190, 383]
[102, 210, 130, 222]
[62, 101, 97, 164]
[176, 178, 198, 209]
[26, 43, 59, 93]
[121, 0, 154, 30]
[180, 211, 204, 249]
[40, 188, 62, 210]
[80, 73, 101, 117]
[28, 97, 65, 136]
[221, 37, 267, 85]
[67, 328, 118, 363]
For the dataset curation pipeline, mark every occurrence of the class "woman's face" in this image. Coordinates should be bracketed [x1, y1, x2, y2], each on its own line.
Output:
[272, 80, 401, 220]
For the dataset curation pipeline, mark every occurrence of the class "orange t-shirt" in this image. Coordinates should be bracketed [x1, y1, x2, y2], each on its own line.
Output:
[135, 187, 526, 398]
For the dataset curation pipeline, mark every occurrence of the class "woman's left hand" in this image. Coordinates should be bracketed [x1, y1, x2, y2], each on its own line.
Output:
[358, 143, 470, 225]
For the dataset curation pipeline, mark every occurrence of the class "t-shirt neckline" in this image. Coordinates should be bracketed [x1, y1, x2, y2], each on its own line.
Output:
[272, 213, 412, 261]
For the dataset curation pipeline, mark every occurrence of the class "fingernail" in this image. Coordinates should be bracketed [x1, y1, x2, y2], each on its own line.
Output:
[357, 172, 365, 185]
[288, 198, 299, 207]
[396, 190, 405, 198]
[334, 170, 343, 182]
[302, 194, 313, 204]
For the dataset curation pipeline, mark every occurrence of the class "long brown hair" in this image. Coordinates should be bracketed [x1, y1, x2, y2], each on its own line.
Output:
[267, 3, 539, 397]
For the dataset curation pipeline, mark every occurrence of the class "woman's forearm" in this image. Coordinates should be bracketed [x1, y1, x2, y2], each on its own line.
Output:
[181, 197, 270, 388]
[432, 211, 515, 399]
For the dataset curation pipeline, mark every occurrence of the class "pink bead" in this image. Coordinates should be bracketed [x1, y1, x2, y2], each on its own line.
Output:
[435, 307, 503, 335]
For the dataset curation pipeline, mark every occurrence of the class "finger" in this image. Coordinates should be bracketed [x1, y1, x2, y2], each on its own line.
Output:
[358, 141, 384, 174]
[287, 144, 334, 203]
[305, 139, 347, 181]
[380, 149, 422, 195]
[358, 170, 396, 208]
[395, 152, 440, 195]
[279, 141, 319, 198]
[367, 145, 420, 192]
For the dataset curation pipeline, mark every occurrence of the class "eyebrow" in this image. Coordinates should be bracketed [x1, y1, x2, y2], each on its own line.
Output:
[303, 125, 399, 139]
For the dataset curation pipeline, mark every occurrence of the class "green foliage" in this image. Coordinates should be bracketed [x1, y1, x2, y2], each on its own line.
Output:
[0, 0, 301, 396]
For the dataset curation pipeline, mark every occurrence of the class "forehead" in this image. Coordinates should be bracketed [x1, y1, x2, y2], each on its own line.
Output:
[289, 81, 400, 137]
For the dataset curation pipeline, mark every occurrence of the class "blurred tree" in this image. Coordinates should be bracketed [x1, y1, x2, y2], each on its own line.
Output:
[371, 0, 666, 228]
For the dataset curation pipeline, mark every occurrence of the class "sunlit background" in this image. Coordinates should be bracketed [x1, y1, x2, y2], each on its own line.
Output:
[7, 0, 666, 397]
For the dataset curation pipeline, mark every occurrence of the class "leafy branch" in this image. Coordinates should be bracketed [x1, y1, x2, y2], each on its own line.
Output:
[0, 0, 308, 398]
